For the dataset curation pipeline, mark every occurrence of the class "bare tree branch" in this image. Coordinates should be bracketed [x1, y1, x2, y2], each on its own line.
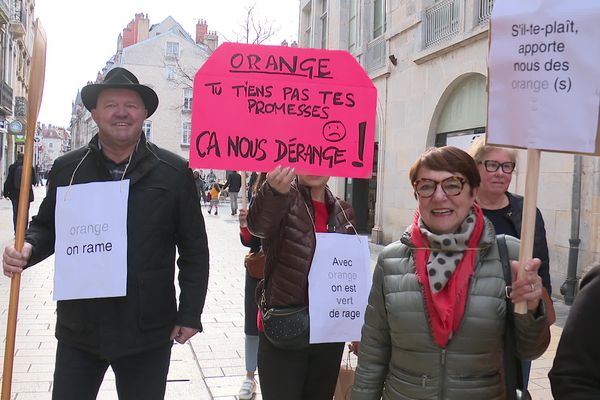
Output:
[234, 2, 278, 45]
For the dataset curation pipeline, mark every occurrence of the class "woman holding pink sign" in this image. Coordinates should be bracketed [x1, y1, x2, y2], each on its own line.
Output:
[247, 166, 356, 400]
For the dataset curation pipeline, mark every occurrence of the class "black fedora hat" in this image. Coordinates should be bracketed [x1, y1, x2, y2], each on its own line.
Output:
[81, 67, 159, 117]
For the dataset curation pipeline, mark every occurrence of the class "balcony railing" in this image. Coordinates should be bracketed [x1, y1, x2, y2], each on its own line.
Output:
[365, 35, 386, 72]
[0, 0, 9, 21]
[478, 0, 494, 24]
[423, 0, 463, 49]
[14, 96, 26, 117]
[9, 1, 26, 37]
[0, 80, 13, 115]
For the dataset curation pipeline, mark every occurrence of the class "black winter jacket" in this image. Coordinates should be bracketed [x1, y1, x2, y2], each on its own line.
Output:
[3, 161, 35, 202]
[505, 192, 552, 294]
[549, 265, 600, 399]
[25, 134, 209, 358]
[223, 171, 242, 192]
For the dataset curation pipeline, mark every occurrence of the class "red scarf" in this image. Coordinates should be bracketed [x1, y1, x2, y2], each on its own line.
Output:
[410, 204, 484, 348]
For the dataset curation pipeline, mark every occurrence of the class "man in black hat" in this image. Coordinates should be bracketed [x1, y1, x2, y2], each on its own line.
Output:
[2, 67, 209, 399]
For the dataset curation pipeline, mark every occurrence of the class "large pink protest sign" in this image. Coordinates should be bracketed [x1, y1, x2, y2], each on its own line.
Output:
[189, 43, 377, 178]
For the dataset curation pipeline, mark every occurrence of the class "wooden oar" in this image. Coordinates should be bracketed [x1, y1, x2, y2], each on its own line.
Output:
[2, 19, 47, 400]
[514, 148, 541, 314]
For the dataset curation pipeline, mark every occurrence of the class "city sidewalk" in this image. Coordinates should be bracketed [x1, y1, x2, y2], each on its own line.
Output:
[0, 186, 567, 399]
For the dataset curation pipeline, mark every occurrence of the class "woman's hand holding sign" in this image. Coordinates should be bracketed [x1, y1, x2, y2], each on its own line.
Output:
[267, 165, 296, 194]
[510, 258, 544, 312]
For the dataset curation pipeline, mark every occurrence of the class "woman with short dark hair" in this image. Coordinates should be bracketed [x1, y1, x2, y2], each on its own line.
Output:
[352, 146, 550, 400]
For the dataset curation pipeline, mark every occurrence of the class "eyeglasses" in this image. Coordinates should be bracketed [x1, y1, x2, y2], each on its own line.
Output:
[481, 160, 515, 174]
[413, 176, 466, 198]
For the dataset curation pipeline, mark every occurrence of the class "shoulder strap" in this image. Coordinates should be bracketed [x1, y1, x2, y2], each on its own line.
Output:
[327, 207, 336, 233]
[497, 234, 512, 287]
[497, 234, 524, 399]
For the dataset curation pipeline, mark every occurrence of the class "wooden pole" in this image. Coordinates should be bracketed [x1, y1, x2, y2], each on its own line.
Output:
[241, 171, 248, 209]
[514, 148, 541, 314]
[2, 20, 47, 400]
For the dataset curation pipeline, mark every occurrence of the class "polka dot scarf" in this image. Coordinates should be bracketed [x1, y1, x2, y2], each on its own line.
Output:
[420, 214, 476, 293]
[411, 203, 484, 348]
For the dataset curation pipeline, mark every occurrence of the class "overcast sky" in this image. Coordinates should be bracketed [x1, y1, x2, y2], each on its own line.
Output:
[35, 0, 300, 128]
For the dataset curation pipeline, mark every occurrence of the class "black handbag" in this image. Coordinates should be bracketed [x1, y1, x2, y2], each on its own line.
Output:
[259, 208, 338, 350]
[261, 304, 310, 350]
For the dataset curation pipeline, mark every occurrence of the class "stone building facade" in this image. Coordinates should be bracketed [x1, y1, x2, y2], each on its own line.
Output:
[0, 0, 36, 187]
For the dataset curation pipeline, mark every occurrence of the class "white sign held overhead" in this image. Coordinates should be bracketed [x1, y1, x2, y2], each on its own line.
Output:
[488, 0, 600, 154]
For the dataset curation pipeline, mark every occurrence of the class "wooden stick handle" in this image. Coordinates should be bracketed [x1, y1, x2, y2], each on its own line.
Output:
[514, 148, 541, 314]
[2, 20, 46, 400]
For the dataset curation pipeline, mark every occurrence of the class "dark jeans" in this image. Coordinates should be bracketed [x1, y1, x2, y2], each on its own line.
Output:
[244, 271, 260, 336]
[258, 333, 344, 400]
[10, 197, 29, 233]
[52, 341, 173, 400]
[229, 191, 239, 214]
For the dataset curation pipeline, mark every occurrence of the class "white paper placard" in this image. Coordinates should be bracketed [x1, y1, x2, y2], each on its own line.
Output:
[308, 233, 371, 344]
[488, 0, 600, 153]
[54, 180, 129, 300]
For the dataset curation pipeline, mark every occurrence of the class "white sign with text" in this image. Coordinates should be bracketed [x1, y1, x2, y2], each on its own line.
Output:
[54, 180, 129, 301]
[308, 233, 371, 344]
[488, 0, 600, 153]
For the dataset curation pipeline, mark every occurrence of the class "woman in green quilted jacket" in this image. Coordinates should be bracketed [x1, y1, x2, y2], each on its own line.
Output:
[352, 146, 550, 400]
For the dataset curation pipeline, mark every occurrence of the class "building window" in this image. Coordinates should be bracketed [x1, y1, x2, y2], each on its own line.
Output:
[166, 41, 179, 58]
[181, 122, 191, 145]
[320, 0, 328, 49]
[348, 0, 358, 53]
[373, 0, 386, 38]
[143, 120, 152, 142]
[436, 128, 485, 150]
[166, 64, 176, 80]
[302, 3, 312, 47]
[183, 88, 193, 111]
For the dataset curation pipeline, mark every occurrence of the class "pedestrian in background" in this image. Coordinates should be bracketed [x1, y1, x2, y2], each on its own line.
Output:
[193, 170, 207, 204]
[469, 136, 553, 399]
[2, 67, 210, 400]
[35, 164, 43, 187]
[206, 169, 217, 187]
[549, 263, 600, 398]
[352, 146, 550, 400]
[207, 182, 221, 215]
[247, 171, 258, 202]
[223, 170, 242, 215]
[248, 166, 356, 400]
[237, 172, 267, 400]
[3, 153, 36, 233]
